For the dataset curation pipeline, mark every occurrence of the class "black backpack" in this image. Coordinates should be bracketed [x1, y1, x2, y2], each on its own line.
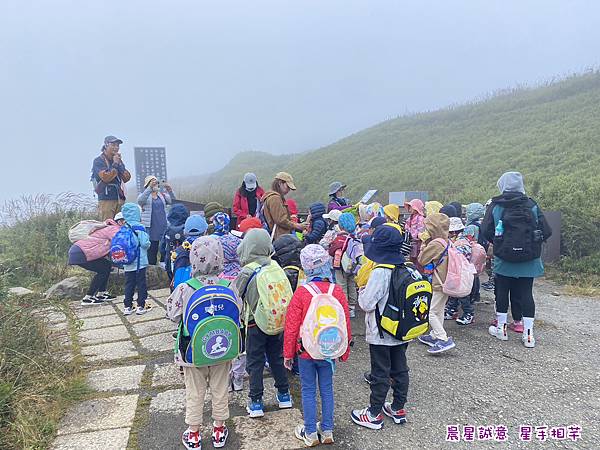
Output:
[493, 199, 543, 263]
[375, 264, 432, 342]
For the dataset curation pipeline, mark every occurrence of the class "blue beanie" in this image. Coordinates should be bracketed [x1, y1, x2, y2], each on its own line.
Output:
[338, 212, 356, 233]
[184, 214, 208, 236]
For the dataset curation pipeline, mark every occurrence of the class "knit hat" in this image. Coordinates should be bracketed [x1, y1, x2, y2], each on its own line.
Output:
[449, 217, 465, 232]
[300, 244, 330, 271]
[364, 225, 405, 266]
[237, 216, 263, 234]
[323, 209, 342, 222]
[383, 204, 400, 223]
[338, 212, 356, 233]
[203, 202, 225, 221]
[184, 214, 208, 236]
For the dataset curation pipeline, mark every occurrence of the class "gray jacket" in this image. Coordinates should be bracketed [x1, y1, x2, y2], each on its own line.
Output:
[136, 187, 175, 228]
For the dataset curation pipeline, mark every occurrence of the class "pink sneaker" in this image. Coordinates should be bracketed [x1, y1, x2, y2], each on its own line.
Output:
[509, 321, 524, 333]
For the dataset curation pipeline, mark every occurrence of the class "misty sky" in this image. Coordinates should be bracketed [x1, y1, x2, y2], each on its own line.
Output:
[1, 0, 599, 203]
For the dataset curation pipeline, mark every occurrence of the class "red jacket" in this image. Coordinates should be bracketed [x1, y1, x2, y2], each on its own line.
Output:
[283, 281, 352, 361]
[232, 187, 265, 220]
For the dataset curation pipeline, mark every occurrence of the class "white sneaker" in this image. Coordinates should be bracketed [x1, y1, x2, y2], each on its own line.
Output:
[136, 306, 147, 315]
[232, 376, 244, 392]
[488, 324, 508, 341]
[81, 295, 105, 306]
[522, 331, 536, 348]
[123, 306, 134, 315]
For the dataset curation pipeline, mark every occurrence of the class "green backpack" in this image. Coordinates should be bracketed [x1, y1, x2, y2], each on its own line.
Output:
[243, 261, 293, 335]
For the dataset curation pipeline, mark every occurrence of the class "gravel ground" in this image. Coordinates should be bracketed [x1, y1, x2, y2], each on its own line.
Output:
[327, 278, 600, 449]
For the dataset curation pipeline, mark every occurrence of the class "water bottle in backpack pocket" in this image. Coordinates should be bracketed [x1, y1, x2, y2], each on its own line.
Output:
[176, 278, 241, 367]
[493, 201, 542, 263]
[110, 225, 140, 266]
[300, 283, 348, 359]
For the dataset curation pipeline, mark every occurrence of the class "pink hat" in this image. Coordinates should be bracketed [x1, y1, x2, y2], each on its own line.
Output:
[404, 198, 425, 216]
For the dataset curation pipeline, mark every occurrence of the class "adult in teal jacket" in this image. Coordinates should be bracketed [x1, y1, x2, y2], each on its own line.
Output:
[481, 172, 552, 349]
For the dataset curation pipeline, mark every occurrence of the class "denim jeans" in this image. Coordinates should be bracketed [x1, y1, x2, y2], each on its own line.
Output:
[124, 268, 147, 308]
[298, 358, 334, 434]
[246, 325, 289, 402]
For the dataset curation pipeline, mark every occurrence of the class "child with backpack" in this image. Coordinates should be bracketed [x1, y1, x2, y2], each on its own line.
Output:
[171, 215, 209, 289]
[232, 228, 294, 417]
[416, 213, 457, 354]
[119, 203, 151, 315]
[404, 199, 426, 268]
[160, 203, 190, 280]
[303, 202, 328, 245]
[273, 234, 305, 291]
[284, 244, 351, 446]
[351, 225, 415, 429]
[166, 237, 239, 449]
[329, 213, 360, 318]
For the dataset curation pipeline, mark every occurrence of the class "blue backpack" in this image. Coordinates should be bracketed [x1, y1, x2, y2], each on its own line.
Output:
[176, 278, 241, 367]
[110, 225, 140, 267]
[172, 237, 197, 288]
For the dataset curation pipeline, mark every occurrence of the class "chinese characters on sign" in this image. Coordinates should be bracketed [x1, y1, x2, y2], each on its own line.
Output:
[446, 424, 582, 443]
[134, 147, 168, 194]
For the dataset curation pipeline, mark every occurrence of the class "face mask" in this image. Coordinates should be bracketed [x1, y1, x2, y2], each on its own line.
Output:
[246, 185, 256, 192]
[152, 186, 160, 192]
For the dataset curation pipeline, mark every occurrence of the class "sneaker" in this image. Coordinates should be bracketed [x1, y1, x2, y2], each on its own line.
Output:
[231, 376, 244, 392]
[172, 331, 178, 340]
[181, 428, 201, 449]
[509, 320, 524, 333]
[80, 295, 105, 306]
[427, 337, 456, 354]
[488, 324, 508, 341]
[351, 407, 384, 430]
[481, 281, 495, 291]
[522, 330, 536, 348]
[317, 422, 334, 444]
[247, 399, 264, 418]
[277, 391, 293, 409]
[444, 309, 458, 320]
[96, 292, 116, 301]
[490, 318, 498, 327]
[212, 423, 228, 448]
[123, 306, 134, 315]
[456, 314, 474, 325]
[382, 402, 407, 424]
[349, 307, 356, 319]
[363, 371, 372, 385]
[136, 306, 147, 315]
[417, 334, 438, 347]
[294, 425, 319, 447]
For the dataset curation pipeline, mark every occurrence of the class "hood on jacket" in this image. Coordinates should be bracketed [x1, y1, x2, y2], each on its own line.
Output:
[449, 202, 463, 217]
[404, 199, 425, 216]
[121, 203, 142, 224]
[497, 171, 526, 194]
[383, 204, 401, 222]
[424, 213, 449, 240]
[425, 201, 443, 217]
[190, 236, 224, 276]
[273, 234, 302, 267]
[466, 203, 485, 223]
[237, 228, 273, 266]
[168, 204, 189, 227]
[309, 202, 326, 219]
[287, 198, 299, 215]
[491, 191, 529, 207]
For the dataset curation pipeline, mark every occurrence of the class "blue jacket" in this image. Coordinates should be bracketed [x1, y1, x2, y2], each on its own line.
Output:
[304, 202, 328, 244]
[481, 193, 552, 278]
[121, 203, 150, 271]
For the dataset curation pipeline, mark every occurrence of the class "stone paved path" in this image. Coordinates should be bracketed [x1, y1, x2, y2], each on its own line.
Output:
[49, 289, 304, 450]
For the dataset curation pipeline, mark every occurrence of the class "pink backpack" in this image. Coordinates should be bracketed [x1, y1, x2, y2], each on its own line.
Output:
[469, 242, 487, 275]
[433, 238, 476, 298]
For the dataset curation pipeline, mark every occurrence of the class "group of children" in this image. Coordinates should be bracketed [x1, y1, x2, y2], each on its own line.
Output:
[100, 175, 530, 449]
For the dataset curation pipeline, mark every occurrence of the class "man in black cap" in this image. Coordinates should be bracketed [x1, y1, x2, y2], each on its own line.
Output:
[91, 135, 131, 220]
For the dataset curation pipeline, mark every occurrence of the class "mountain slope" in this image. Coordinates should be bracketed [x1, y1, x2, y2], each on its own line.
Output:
[177, 72, 600, 259]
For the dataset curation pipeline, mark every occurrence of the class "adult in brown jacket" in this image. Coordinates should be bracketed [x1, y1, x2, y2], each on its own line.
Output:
[416, 212, 456, 354]
[261, 172, 305, 241]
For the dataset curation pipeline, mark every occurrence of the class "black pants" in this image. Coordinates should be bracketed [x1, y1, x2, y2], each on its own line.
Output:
[148, 240, 160, 265]
[246, 325, 289, 402]
[124, 268, 147, 308]
[368, 344, 409, 415]
[471, 276, 481, 302]
[78, 258, 112, 296]
[495, 275, 534, 318]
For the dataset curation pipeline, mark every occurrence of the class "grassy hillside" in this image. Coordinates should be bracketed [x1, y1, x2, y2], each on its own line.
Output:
[175, 72, 600, 262]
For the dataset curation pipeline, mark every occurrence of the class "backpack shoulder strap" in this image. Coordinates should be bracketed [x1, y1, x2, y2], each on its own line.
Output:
[326, 283, 335, 296]
[303, 282, 321, 296]
[374, 263, 395, 270]
[186, 278, 203, 290]
[217, 279, 231, 287]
